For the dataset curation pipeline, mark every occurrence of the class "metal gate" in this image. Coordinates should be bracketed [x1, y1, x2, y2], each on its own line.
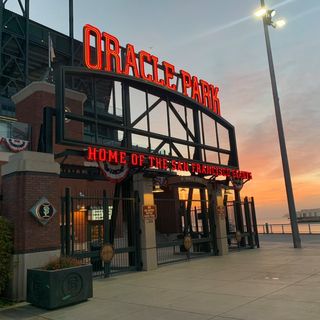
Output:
[154, 194, 217, 265]
[60, 188, 141, 277]
[225, 197, 259, 250]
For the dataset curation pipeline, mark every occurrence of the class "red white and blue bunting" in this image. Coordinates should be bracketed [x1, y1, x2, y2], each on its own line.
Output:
[98, 162, 129, 183]
[0, 137, 29, 152]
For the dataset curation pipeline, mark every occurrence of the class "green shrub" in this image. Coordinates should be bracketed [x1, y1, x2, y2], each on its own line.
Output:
[44, 256, 82, 270]
[0, 217, 13, 295]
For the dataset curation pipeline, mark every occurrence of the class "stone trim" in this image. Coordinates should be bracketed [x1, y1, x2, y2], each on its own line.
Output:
[11, 81, 87, 104]
[2, 171, 59, 179]
[14, 246, 61, 255]
[2, 151, 60, 176]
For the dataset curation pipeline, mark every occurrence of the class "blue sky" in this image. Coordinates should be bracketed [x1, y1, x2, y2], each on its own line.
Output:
[5, 0, 320, 221]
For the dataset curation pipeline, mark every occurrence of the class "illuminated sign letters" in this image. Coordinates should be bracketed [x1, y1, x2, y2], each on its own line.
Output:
[83, 24, 221, 116]
[87, 146, 252, 180]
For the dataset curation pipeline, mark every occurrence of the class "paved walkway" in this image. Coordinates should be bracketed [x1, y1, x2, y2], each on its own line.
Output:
[2, 235, 320, 320]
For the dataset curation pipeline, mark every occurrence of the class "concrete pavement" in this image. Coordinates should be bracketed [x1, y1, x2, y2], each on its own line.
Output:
[1, 235, 320, 320]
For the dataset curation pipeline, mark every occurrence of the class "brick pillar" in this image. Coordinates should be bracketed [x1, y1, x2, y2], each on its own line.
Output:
[11, 80, 86, 155]
[133, 173, 157, 271]
[1, 151, 60, 301]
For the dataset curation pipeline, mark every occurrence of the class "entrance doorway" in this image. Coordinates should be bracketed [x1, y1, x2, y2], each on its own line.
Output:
[154, 183, 217, 265]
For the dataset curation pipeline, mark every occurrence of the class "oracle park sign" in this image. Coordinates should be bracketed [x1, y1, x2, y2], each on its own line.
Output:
[54, 24, 252, 182]
[83, 24, 221, 116]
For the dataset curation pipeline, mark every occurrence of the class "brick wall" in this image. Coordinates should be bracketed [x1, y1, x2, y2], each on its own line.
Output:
[2, 172, 60, 253]
[15, 88, 84, 165]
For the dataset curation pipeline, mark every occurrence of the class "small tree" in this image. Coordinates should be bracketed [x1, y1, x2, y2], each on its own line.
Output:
[0, 217, 13, 295]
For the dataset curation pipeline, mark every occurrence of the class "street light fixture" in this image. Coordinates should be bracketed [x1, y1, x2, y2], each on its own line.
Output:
[255, 0, 301, 248]
[274, 19, 286, 28]
[254, 8, 267, 17]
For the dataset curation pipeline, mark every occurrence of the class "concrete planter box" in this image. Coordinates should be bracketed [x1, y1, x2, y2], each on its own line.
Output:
[27, 264, 93, 310]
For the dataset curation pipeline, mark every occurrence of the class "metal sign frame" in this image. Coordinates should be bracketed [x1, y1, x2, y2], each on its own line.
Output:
[55, 66, 239, 171]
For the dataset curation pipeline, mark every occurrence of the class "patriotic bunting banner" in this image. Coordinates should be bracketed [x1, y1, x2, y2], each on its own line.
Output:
[1, 137, 29, 152]
[98, 161, 129, 183]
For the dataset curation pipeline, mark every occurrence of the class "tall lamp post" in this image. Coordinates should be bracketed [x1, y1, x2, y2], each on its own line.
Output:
[255, 0, 301, 248]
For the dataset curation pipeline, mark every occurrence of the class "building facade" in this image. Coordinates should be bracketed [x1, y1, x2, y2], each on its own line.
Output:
[0, 2, 259, 301]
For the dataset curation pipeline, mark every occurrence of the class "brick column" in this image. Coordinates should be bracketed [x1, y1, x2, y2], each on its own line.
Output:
[133, 173, 157, 271]
[11, 80, 86, 155]
[2, 151, 60, 301]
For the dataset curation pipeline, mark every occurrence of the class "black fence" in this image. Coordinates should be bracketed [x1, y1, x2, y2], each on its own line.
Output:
[155, 197, 217, 265]
[258, 223, 320, 235]
[61, 188, 141, 277]
[225, 197, 259, 250]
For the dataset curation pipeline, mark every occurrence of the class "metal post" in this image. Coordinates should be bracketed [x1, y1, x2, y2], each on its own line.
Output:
[69, 0, 74, 66]
[103, 190, 110, 277]
[244, 197, 254, 248]
[194, 207, 199, 233]
[250, 197, 260, 248]
[71, 197, 74, 254]
[234, 191, 245, 246]
[265, 222, 269, 234]
[0, 1, 4, 78]
[186, 188, 193, 234]
[60, 196, 65, 255]
[24, 0, 30, 85]
[134, 191, 142, 271]
[65, 187, 71, 256]
[200, 188, 209, 236]
[260, 0, 301, 248]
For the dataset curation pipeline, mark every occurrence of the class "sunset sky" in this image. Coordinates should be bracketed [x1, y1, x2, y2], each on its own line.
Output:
[6, 0, 320, 222]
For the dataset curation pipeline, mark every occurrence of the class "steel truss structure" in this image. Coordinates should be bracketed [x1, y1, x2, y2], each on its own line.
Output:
[1, 2, 239, 174]
[0, 1, 77, 115]
[55, 66, 239, 171]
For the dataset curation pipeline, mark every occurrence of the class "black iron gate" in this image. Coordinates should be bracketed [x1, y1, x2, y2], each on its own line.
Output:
[61, 188, 141, 277]
[225, 196, 259, 250]
[154, 195, 217, 265]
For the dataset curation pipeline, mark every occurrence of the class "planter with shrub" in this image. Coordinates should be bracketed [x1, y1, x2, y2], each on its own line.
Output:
[27, 256, 92, 310]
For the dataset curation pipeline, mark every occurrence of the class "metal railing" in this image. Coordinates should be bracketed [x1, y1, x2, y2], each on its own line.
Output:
[257, 223, 320, 235]
[0, 120, 31, 141]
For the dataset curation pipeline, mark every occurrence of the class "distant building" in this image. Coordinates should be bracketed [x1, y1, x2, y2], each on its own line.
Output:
[296, 208, 320, 222]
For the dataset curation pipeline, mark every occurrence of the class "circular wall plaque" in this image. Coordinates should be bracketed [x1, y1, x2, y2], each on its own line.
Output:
[100, 244, 114, 262]
[29, 197, 57, 225]
[235, 231, 242, 242]
[184, 235, 193, 251]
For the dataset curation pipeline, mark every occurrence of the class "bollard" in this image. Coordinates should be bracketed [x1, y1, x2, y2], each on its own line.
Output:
[265, 222, 269, 234]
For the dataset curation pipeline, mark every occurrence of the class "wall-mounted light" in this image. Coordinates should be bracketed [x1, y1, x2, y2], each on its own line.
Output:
[152, 181, 164, 193]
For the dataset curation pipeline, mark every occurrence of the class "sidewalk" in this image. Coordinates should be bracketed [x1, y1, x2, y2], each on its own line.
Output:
[1, 236, 320, 320]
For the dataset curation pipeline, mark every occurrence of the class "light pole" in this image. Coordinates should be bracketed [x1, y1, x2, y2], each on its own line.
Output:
[256, 0, 301, 248]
